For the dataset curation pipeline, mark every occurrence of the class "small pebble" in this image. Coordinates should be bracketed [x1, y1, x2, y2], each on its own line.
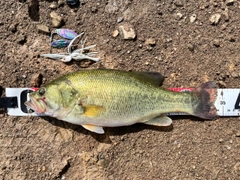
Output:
[236, 131, 240, 137]
[225, 0, 234, 6]
[209, 13, 221, 25]
[117, 17, 124, 23]
[31, 73, 43, 87]
[231, 72, 239, 78]
[91, 7, 98, 13]
[175, 13, 183, 19]
[50, 2, 58, 9]
[212, 39, 220, 47]
[145, 38, 156, 46]
[119, 23, 136, 40]
[219, 138, 223, 143]
[174, 0, 183, 7]
[50, 11, 63, 28]
[22, 74, 27, 79]
[36, 24, 50, 34]
[190, 14, 197, 23]
[42, 166, 46, 172]
[187, 43, 195, 52]
[218, 81, 227, 87]
[112, 30, 119, 38]
[58, 0, 65, 6]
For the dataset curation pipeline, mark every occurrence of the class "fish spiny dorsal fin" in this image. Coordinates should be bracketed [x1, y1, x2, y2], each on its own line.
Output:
[130, 71, 165, 86]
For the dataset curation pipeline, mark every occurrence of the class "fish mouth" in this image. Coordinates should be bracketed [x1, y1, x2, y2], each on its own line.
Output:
[24, 96, 46, 114]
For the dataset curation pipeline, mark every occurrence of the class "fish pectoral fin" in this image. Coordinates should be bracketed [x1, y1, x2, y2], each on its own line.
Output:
[82, 124, 105, 134]
[144, 115, 172, 126]
[83, 105, 105, 117]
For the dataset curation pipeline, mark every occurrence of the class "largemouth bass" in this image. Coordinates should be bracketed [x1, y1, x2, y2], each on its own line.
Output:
[25, 69, 217, 134]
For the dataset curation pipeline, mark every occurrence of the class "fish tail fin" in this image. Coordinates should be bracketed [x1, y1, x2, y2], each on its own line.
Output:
[191, 81, 218, 119]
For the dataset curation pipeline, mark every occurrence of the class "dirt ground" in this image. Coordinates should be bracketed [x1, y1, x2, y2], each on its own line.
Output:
[0, 0, 240, 179]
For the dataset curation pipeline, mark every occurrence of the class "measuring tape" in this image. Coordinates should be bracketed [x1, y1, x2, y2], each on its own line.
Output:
[3, 88, 240, 117]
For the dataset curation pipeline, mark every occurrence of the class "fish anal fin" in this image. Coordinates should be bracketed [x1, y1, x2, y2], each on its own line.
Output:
[83, 105, 105, 117]
[144, 115, 172, 126]
[82, 124, 105, 134]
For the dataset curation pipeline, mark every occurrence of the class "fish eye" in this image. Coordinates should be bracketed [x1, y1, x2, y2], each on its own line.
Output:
[38, 88, 46, 96]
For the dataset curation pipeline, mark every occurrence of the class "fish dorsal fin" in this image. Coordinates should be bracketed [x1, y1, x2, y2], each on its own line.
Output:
[82, 124, 105, 134]
[131, 71, 164, 86]
[144, 115, 172, 126]
[83, 105, 105, 117]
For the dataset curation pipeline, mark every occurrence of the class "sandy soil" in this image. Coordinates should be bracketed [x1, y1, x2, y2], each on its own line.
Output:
[0, 0, 240, 179]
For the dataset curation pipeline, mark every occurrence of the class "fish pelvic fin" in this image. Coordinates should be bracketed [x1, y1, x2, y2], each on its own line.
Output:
[144, 115, 172, 126]
[191, 81, 218, 119]
[82, 124, 104, 134]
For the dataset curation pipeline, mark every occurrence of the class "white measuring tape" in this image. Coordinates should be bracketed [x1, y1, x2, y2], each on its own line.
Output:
[4, 88, 240, 117]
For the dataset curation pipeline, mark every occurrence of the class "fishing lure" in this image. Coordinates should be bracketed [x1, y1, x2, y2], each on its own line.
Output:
[51, 39, 71, 48]
[50, 29, 78, 43]
[42, 33, 100, 62]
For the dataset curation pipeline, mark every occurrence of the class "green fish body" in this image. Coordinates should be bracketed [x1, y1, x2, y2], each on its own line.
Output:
[25, 69, 217, 134]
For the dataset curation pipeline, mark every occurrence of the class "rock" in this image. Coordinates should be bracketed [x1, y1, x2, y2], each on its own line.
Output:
[58, 0, 65, 6]
[145, 38, 156, 46]
[41, 166, 46, 172]
[91, 6, 98, 13]
[225, 0, 234, 6]
[190, 14, 197, 23]
[50, 2, 58, 9]
[175, 13, 183, 20]
[212, 39, 220, 47]
[117, 17, 124, 23]
[235, 131, 240, 137]
[223, 8, 229, 21]
[234, 162, 240, 176]
[209, 13, 221, 25]
[36, 24, 50, 34]
[112, 30, 119, 38]
[31, 73, 43, 87]
[218, 81, 227, 87]
[9, 23, 18, 33]
[50, 11, 63, 28]
[105, 3, 118, 13]
[174, 0, 183, 7]
[231, 72, 239, 78]
[119, 23, 136, 40]
[187, 43, 195, 52]
[219, 138, 223, 143]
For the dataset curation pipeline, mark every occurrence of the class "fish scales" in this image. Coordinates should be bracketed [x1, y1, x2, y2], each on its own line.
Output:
[65, 70, 163, 124]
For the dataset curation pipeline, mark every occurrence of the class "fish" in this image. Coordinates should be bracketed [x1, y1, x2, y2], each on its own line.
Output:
[25, 69, 217, 134]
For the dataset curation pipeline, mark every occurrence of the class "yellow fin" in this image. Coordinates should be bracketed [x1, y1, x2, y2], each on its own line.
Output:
[83, 105, 105, 117]
[82, 124, 104, 134]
